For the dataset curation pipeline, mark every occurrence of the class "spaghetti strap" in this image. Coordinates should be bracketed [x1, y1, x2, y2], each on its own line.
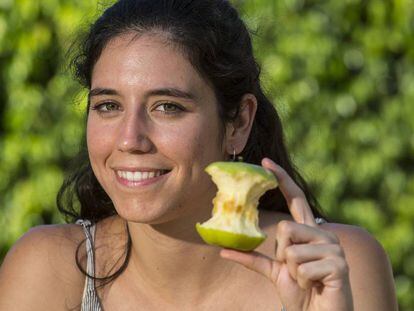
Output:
[76, 219, 103, 311]
[315, 217, 327, 225]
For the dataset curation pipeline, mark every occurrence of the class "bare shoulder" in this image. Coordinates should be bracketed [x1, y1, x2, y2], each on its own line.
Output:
[259, 210, 390, 266]
[320, 222, 398, 310]
[320, 222, 386, 255]
[319, 223, 391, 272]
[258, 210, 398, 311]
[0, 224, 86, 311]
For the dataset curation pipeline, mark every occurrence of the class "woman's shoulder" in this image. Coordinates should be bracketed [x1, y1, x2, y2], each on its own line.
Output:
[259, 209, 391, 265]
[258, 210, 397, 310]
[1, 223, 86, 267]
[259, 209, 387, 255]
[317, 222, 397, 307]
[0, 223, 86, 310]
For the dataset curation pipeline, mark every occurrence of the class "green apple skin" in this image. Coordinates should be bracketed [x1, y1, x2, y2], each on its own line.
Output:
[196, 161, 278, 252]
[196, 223, 266, 252]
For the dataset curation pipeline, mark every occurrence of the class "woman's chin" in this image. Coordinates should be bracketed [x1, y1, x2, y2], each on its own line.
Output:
[113, 201, 181, 225]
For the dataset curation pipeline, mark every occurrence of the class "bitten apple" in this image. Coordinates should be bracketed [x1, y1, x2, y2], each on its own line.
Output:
[196, 161, 278, 251]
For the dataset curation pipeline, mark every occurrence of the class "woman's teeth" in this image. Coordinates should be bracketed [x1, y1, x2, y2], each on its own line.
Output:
[117, 170, 166, 182]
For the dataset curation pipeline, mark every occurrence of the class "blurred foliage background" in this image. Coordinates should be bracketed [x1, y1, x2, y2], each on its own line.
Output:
[0, 0, 413, 309]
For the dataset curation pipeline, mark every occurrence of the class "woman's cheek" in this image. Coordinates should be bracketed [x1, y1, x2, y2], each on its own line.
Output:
[86, 120, 117, 176]
[88, 118, 113, 148]
[157, 122, 203, 156]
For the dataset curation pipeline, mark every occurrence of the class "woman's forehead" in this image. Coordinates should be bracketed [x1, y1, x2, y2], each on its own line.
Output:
[91, 33, 209, 98]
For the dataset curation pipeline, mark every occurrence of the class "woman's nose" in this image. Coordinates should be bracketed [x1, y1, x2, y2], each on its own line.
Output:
[116, 113, 153, 153]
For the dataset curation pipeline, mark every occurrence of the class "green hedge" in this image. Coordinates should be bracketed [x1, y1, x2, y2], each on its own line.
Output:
[1, 0, 412, 309]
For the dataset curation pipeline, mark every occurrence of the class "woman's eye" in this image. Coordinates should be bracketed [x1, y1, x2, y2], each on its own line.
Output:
[154, 102, 184, 114]
[91, 102, 120, 113]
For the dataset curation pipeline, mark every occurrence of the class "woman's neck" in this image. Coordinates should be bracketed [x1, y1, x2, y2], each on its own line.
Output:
[125, 214, 241, 307]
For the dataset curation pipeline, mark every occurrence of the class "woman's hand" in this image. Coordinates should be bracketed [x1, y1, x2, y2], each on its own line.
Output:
[220, 158, 353, 311]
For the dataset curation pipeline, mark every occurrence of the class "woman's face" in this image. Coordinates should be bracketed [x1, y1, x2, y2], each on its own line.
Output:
[87, 33, 227, 224]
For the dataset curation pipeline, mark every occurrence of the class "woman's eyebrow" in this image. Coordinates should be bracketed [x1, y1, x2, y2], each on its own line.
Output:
[89, 88, 119, 99]
[146, 87, 197, 101]
[88, 87, 197, 101]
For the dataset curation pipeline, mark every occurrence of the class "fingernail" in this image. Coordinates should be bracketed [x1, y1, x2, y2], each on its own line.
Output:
[263, 158, 276, 169]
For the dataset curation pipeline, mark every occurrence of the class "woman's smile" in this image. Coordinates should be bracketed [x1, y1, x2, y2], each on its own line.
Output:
[114, 167, 171, 188]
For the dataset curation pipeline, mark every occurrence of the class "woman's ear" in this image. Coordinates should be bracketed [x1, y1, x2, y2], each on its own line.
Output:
[224, 93, 258, 155]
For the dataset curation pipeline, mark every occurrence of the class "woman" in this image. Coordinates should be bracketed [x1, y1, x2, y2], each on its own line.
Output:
[0, 0, 397, 310]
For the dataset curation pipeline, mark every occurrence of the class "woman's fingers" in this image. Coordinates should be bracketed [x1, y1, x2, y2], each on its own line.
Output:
[220, 244, 348, 292]
[285, 243, 345, 263]
[261, 158, 317, 227]
[220, 249, 281, 283]
[274, 220, 342, 284]
[296, 258, 349, 290]
[275, 220, 339, 262]
[284, 243, 344, 280]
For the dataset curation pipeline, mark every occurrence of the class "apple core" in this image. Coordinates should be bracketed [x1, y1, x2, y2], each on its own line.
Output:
[196, 161, 278, 251]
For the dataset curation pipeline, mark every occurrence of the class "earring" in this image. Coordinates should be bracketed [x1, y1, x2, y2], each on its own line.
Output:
[230, 147, 243, 162]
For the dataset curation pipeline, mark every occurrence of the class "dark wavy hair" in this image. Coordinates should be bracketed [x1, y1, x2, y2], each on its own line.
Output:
[58, 0, 324, 285]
